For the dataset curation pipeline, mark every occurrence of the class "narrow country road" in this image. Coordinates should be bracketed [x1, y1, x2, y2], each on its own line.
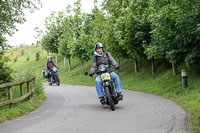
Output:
[0, 84, 189, 133]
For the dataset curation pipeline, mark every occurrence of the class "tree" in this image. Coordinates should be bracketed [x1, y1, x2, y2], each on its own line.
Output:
[103, 0, 151, 73]
[68, 0, 93, 73]
[0, 0, 41, 38]
[42, 11, 64, 63]
[35, 52, 40, 61]
[146, 0, 200, 75]
[34, 27, 44, 45]
[58, 8, 74, 71]
[0, 0, 41, 83]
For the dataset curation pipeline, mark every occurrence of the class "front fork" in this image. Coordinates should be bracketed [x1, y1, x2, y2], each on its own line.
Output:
[103, 80, 118, 104]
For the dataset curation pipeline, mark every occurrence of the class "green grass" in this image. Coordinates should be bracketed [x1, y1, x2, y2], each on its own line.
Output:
[1, 45, 200, 132]
[0, 45, 45, 123]
[0, 76, 45, 123]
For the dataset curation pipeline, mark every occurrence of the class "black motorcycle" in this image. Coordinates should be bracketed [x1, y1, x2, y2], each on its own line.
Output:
[85, 64, 119, 111]
[48, 67, 60, 86]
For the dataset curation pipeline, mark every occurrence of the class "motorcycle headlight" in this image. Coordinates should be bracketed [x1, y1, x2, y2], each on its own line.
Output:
[99, 64, 106, 72]
[53, 68, 57, 72]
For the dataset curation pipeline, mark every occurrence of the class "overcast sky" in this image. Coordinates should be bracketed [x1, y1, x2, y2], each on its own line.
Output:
[6, 0, 102, 46]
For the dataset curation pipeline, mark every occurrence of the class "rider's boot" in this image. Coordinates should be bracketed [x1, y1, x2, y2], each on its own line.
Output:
[117, 92, 123, 101]
[99, 96, 106, 105]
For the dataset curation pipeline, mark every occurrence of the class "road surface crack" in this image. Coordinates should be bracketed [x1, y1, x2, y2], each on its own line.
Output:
[167, 115, 176, 133]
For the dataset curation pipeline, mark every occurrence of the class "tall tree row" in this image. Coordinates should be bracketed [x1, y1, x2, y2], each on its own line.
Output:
[40, 0, 200, 75]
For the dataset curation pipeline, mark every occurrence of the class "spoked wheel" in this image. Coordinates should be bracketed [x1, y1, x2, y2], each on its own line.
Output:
[112, 89, 118, 105]
[105, 87, 115, 111]
[49, 77, 53, 85]
[56, 76, 60, 86]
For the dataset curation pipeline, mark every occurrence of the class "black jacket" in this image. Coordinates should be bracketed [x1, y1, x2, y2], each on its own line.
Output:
[89, 52, 118, 74]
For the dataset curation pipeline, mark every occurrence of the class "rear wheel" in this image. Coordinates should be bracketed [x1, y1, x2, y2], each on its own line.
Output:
[105, 87, 115, 111]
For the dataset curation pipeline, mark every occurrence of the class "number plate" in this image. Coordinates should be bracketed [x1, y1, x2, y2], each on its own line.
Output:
[101, 73, 111, 81]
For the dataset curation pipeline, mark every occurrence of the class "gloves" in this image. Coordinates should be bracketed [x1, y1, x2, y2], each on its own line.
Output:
[115, 65, 119, 70]
[89, 73, 93, 77]
[57, 67, 60, 70]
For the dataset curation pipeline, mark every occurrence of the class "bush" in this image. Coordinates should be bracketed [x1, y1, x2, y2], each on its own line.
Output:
[0, 51, 13, 84]
[35, 52, 40, 61]
[21, 49, 24, 55]
[26, 56, 29, 61]
[14, 57, 18, 63]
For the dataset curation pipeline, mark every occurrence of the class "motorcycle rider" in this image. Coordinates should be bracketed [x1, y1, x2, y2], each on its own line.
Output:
[89, 42, 123, 104]
[45, 56, 59, 82]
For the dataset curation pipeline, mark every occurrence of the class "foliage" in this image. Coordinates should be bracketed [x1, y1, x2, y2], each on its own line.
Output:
[0, 51, 13, 84]
[0, 0, 41, 85]
[27, 56, 30, 61]
[145, 0, 200, 66]
[35, 52, 40, 61]
[0, 0, 41, 36]
[58, 6, 73, 59]
[14, 57, 18, 63]
[41, 11, 64, 54]
[21, 49, 24, 56]
[39, 0, 200, 67]
[34, 27, 44, 45]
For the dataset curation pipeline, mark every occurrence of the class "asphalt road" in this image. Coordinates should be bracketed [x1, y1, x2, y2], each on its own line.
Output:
[0, 84, 189, 133]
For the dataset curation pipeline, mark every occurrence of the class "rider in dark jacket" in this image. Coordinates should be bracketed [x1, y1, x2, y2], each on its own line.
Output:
[45, 56, 59, 82]
[89, 42, 123, 104]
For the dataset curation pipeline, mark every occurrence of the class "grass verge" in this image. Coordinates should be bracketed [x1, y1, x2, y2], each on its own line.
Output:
[0, 77, 45, 123]
[0, 45, 46, 123]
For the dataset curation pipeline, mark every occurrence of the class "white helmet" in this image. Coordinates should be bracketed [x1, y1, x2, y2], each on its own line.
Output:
[47, 56, 52, 59]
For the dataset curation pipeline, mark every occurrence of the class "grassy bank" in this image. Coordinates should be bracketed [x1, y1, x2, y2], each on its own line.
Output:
[0, 45, 45, 123]
[2, 45, 200, 132]
[0, 78, 45, 123]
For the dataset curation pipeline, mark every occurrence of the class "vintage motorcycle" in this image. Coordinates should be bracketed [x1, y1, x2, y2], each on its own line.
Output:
[85, 64, 119, 111]
[48, 67, 60, 86]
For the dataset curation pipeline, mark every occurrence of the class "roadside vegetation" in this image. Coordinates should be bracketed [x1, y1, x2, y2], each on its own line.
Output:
[2, 44, 200, 132]
[0, 45, 45, 123]
[0, 0, 44, 123]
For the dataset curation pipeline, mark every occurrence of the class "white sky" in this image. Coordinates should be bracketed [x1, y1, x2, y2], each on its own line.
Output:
[6, 0, 103, 46]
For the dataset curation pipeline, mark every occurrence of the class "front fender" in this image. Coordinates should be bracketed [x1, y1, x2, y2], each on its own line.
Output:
[104, 81, 111, 87]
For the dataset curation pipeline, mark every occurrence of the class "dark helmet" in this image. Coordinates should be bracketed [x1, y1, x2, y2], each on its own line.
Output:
[94, 42, 103, 50]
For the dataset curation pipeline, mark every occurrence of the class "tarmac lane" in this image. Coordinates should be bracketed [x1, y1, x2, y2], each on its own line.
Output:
[0, 83, 189, 133]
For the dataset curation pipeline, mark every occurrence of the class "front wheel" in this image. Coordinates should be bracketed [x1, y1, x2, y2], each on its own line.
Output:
[105, 87, 115, 111]
[56, 76, 60, 86]
[49, 76, 53, 85]
[54, 74, 60, 86]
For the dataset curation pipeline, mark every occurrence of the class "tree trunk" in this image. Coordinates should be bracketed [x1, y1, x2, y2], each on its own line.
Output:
[68, 57, 71, 71]
[47, 51, 49, 56]
[64, 57, 66, 65]
[172, 61, 178, 76]
[56, 53, 58, 63]
[152, 57, 156, 75]
[118, 56, 120, 73]
[81, 60, 84, 73]
[134, 58, 138, 73]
